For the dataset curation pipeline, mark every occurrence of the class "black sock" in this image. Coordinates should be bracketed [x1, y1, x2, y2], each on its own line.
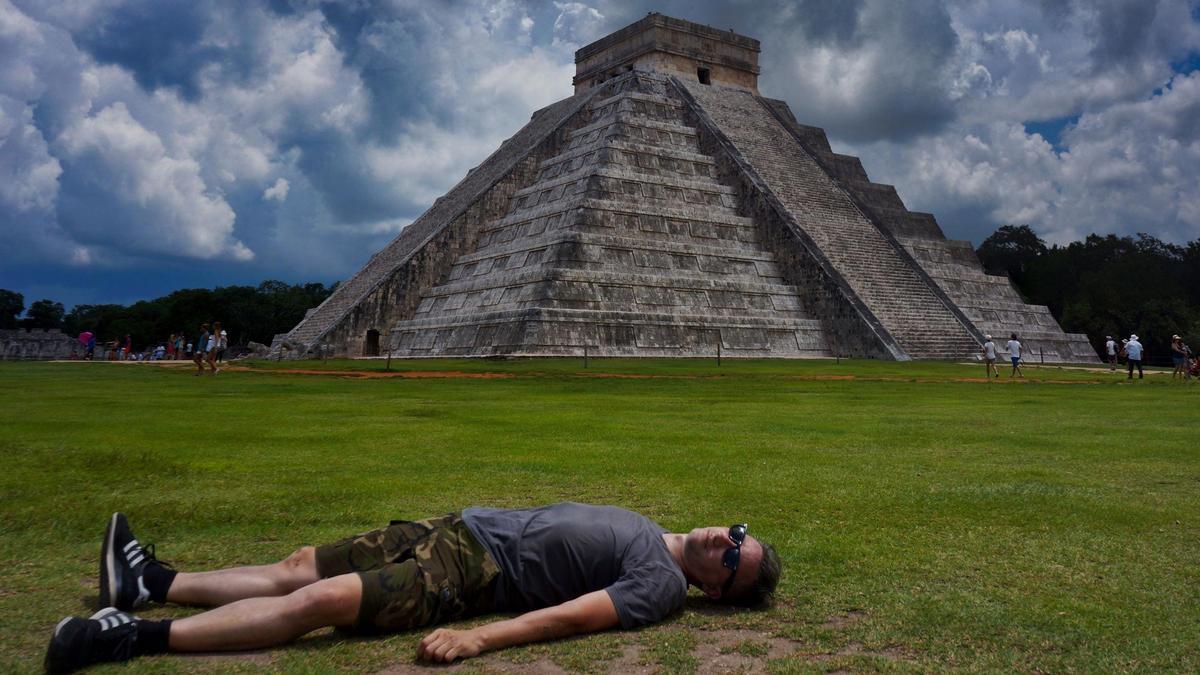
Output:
[143, 564, 177, 603]
[133, 619, 172, 656]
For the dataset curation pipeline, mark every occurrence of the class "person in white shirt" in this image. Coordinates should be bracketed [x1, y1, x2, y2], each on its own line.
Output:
[1005, 333, 1024, 377]
[204, 321, 223, 375]
[1105, 336, 1117, 372]
[981, 335, 998, 378]
[1125, 334, 1144, 380]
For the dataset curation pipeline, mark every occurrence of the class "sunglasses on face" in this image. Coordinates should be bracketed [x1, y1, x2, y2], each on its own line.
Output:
[721, 523, 748, 593]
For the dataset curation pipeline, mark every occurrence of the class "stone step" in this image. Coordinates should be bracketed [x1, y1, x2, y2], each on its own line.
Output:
[478, 205, 761, 253]
[568, 112, 697, 143]
[539, 138, 716, 174]
[955, 299, 1055, 314]
[396, 308, 827, 338]
[416, 295, 816, 322]
[537, 140, 720, 185]
[842, 180, 907, 212]
[390, 307, 832, 358]
[445, 250, 787, 291]
[487, 197, 754, 231]
[589, 90, 685, 113]
[565, 116, 702, 154]
[420, 266, 808, 299]
[513, 164, 734, 200]
[454, 231, 782, 267]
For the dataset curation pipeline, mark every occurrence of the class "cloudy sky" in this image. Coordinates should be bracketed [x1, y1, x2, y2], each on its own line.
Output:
[2, 0, 1199, 309]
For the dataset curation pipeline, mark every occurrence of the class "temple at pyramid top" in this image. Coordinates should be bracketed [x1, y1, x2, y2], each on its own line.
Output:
[574, 13, 761, 94]
[272, 13, 1095, 363]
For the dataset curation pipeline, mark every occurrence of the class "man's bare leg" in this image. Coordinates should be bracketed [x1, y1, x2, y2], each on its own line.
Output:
[168, 573, 361, 652]
[167, 546, 321, 606]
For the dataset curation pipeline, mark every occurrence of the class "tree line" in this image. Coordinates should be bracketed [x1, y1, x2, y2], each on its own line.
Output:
[4, 227, 1197, 361]
[0, 281, 334, 350]
[976, 226, 1200, 363]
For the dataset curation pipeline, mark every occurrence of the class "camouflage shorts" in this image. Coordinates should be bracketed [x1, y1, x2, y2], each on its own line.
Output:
[315, 512, 500, 633]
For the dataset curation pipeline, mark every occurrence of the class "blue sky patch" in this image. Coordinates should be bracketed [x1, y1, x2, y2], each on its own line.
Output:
[1023, 115, 1080, 153]
[1170, 51, 1200, 75]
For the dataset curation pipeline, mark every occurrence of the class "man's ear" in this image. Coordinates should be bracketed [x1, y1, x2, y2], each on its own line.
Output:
[702, 583, 722, 600]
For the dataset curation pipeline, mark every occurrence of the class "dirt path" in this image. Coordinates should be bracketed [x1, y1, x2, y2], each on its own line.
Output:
[226, 366, 515, 379]
[221, 367, 1117, 385]
[50, 359, 1165, 385]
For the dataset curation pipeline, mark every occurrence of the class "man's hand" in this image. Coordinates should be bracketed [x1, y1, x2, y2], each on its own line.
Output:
[415, 590, 619, 663]
[417, 627, 485, 663]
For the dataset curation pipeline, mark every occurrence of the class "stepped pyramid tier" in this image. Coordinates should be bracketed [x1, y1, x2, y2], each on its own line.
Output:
[273, 13, 1095, 362]
[752, 103, 1096, 363]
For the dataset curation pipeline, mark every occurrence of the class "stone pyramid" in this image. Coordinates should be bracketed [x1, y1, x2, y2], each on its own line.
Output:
[273, 13, 1095, 362]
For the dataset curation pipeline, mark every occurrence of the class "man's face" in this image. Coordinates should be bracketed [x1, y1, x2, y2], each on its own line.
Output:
[682, 526, 763, 600]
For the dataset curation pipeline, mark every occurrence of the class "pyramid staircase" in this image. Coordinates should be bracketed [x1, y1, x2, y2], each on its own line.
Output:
[388, 75, 831, 357]
[677, 80, 982, 360]
[760, 104, 1096, 363]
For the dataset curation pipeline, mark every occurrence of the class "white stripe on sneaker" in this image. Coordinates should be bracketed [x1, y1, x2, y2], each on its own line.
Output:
[124, 539, 139, 553]
[128, 553, 145, 567]
[136, 577, 151, 606]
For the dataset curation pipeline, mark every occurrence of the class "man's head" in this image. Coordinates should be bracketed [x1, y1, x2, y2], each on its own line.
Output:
[681, 525, 781, 608]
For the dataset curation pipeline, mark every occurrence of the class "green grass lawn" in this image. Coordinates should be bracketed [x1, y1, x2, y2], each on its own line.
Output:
[1, 358, 1197, 673]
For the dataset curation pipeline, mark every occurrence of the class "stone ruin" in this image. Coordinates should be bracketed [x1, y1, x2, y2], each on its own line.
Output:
[273, 13, 1095, 362]
[1, 328, 78, 361]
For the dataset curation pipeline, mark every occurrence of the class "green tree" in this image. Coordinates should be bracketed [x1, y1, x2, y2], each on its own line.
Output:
[0, 289, 23, 329]
[992, 228, 1200, 362]
[60, 281, 334, 350]
[976, 225, 1048, 283]
[23, 299, 65, 329]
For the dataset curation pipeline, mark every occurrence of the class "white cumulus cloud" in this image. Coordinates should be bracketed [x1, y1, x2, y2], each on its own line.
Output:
[56, 102, 251, 260]
[263, 177, 289, 202]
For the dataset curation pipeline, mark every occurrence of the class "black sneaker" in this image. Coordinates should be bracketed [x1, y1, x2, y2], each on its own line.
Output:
[44, 607, 138, 674]
[100, 513, 169, 611]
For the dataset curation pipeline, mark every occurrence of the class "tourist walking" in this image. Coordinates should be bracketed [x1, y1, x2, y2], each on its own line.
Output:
[1171, 335, 1189, 380]
[1006, 333, 1024, 377]
[981, 335, 999, 379]
[215, 326, 228, 365]
[205, 322, 223, 375]
[1105, 336, 1117, 371]
[193, 323, 210, 376]
[1125, 334, 1144, 380]
[79, 331, 95, 360]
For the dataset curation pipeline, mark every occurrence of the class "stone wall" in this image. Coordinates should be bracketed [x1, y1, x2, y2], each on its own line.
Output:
[319, 154, 546, 357]
[0, 329, 78, 360]
[574, 13, 760, 94]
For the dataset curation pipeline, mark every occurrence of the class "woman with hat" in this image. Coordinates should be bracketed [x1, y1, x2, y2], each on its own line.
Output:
[1171, 335, 1189, 380]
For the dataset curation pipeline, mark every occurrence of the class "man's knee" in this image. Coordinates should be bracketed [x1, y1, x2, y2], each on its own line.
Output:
[292, 575, 361, 626]
[276, 546, 320, 586]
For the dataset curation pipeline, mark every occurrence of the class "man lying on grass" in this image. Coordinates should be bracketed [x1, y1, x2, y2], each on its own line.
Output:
[46, 502, 781, 672]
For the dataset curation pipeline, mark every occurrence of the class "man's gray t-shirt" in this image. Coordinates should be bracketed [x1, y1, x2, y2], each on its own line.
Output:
[462, 503, 687, 628]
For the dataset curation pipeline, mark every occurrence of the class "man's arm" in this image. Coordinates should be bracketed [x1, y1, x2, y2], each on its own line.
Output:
[417, 589, 620, 663]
